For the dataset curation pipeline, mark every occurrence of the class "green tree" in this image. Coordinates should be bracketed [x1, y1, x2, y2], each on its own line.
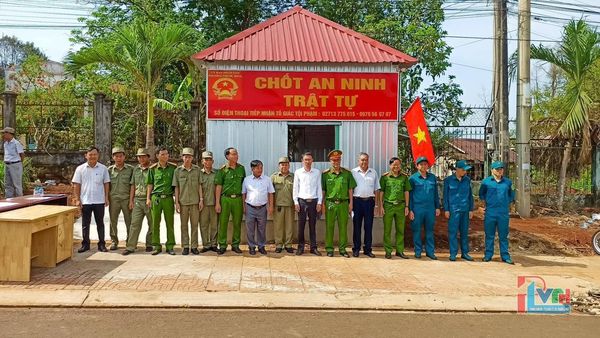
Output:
[65, 20, 201, 155]
[0, 35, 47, 82]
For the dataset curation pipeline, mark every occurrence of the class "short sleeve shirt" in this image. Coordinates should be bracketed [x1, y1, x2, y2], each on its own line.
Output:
[379, 173, 412, 204]
[214, 164, 245, 196]
[131, 165, 150, 199]
[108, 164, 134, 201]
[200, 168, 218, 206]
[147, 163, 177, 196]
[322, 168, 357, 201]
[3, 138, 24, 162]
[72, 162, 110, 205]
[173, 164, 202, 205]
[271, 172, 294, 206]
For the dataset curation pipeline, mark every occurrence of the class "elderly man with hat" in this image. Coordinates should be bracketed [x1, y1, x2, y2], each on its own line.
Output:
[479, 161, 515, 264]
[122, 148, 153, 255]
[409, 156, 441, 260]
[322, 149, 357, 258]
[173, 147, 204, 255]
[107, 146, 134, 250]
[271, 156, 295, 253]
[199, 150, 219, 253]
[443, 160, 475, 262]
[2, 127, 25, 198]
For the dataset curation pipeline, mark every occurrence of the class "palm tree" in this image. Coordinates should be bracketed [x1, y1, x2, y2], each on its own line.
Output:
[65, 20, 200, 155]
[529, 19, 600, 211]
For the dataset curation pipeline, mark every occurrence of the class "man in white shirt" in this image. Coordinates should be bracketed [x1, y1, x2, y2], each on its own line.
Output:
[242, 160, 274, 255]
[72, 146, 111, 253]
[2, 127, 25, 198]
[351, 152, 380, 258]
[292, 152, 322, 256]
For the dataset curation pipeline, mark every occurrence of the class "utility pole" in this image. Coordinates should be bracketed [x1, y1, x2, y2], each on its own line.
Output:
[493, 0, 510, 174]
[516, 0, 531, 217]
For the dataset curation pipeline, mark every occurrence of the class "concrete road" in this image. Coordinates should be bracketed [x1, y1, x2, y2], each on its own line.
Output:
[0, 308, 596, 337]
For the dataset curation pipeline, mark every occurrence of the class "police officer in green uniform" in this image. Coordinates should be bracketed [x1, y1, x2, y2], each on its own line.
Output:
[199, 151, 219, 253]
[271, 156, 295, 254]
[215, 147, 245, 255]
[146, 146, 177, 255]
[122, 148, 153, 255]
[174, 147, 204, 255]
[108, 146, 134, 250]
[379, 157, 412, 259]
[322, 149, 357, 257]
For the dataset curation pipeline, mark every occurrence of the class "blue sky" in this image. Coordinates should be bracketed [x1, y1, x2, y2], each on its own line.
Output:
[1, 0, 599, 112]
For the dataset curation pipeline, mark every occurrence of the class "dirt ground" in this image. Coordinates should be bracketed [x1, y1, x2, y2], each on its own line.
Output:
[38, 184, 600, 257]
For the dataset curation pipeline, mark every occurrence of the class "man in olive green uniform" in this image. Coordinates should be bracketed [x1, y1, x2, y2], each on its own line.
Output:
[215, 147, 245, 255]
[173, 147, 204, 255]
[379, 157, 412, 259]
[322, 149, 357, 258]
[146, 146, 177, 255]
[108, 146, 134, 250]
[199, 151, 219, 253]
[122, 148, 153, 255]
[271, 156, 295, 254]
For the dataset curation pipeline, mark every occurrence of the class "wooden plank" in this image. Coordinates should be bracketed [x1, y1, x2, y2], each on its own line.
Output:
[57, 212, 74, 262]
[0, 222, 32, 281]
[0, 205, 78, 222]
[31, 226, 58, 268]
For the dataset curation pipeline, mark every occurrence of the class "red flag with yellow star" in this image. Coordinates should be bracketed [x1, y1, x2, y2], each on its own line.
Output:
[403, 97, 435, 165]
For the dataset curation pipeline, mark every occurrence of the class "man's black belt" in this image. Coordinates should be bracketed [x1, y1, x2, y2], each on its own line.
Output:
[4, 160, 21, 165]
[353, 196, 375, 201]
[299, 198, 316, 203]
[246, 203, 266, 209]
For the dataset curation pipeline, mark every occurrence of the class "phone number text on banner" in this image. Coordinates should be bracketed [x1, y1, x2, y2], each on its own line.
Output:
[207, 70, 399, 121]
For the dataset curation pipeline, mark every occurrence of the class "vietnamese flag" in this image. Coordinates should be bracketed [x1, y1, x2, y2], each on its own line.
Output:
[403, 97, 435, 165]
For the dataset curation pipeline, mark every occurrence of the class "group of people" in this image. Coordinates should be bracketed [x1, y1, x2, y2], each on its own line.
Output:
[71, 145, 516, 264]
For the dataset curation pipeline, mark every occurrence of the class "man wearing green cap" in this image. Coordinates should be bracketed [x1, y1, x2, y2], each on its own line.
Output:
[174, 147, 204, 255]
[199, 151, 219, 253]
[122, 148, 153, 255]
[379, 157, 411, 259]
[108, 146, 134, 250]
[271, 156, 295, 253]
[479, 161, 515, 264]
[215, 147, 245, 254]
[443, 160, 475, 262]
[409, 156, 441, 260]
[322, 149, 356, 257]
[146, 146, 177, 255]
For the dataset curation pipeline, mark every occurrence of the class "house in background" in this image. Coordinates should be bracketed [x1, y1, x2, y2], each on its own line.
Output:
[3, 59, 69, 92]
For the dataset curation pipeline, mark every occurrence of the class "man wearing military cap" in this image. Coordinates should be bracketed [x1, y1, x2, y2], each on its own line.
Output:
[215, 147, 246, 254]
[108, 146, 134, 250]
[322, 149, 357, 258]
[122, 148, 153, 255]
[2, 127, 25, 198]
[173, 147, 204, 255]
[199, 151, 219, 253]
[146, 146, 177, 255]
[271, 156, 295, 253]
[379, 157, 412, 259]
[443, 160, 475, 262]
[479, 161, 515, 264]
[409, 156, 441, 260]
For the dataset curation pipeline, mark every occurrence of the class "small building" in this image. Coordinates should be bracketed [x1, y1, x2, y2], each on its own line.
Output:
[192, 6, 416, 175]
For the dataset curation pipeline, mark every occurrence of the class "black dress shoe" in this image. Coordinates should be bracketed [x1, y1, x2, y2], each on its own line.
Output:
[109, 243, 118, 251]
[385, 253, 392, 259]
[396, 252, 409, 259]
[122, 250, 133, 256]
[145, 246, 153, 252]
[77, 246, 90, 253]
[310, 248, 322, 256]
[259, 247, 267, 255]
[217, 248, 226, 255]
[232, 247, 243, 254]
[98, 246, 108, 252]
[182, 248, 189, 255]
[200, 247, 211, 253]
[191, 248, 200, 255]
[152, 248, 162, 255]
[249, 247, 256, 255]
[365, 252, 376, 258]
[327, 252, 334, 257]
[210, 246, 219, 252]
[352, 251, 359, 257]
[296, 248, 304, 256]
[285, 247, 294, 254]
[275, 248, 283, 253]
[340, 252, 350, 258]
[167, 249, 176, 255]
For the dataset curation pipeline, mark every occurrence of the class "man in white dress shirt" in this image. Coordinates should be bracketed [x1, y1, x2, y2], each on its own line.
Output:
[351, 152, 380, 258]
[72, 146, 111, 253]
[292, 152, 322, 256]
[242, 160, 274, 255]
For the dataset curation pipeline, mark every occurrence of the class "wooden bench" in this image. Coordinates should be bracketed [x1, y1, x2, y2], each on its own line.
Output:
[0, 205, 78, 282]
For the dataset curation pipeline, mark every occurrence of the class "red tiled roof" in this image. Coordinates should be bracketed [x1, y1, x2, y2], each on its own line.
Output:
[192, 6, 417, 65]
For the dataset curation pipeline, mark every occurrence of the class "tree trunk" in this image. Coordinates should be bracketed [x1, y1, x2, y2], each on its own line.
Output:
[145, 92, 156, 160]
[557, 139, 573, 212]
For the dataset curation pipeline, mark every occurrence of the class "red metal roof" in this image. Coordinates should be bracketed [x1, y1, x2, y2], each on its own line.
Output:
[192, 6, 417, 65]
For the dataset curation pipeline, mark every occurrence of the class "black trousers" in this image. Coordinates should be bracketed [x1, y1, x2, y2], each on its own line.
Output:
[297, 198, 318, 249]
[81, 203, 106, 248]
[352, 197, 375, 254]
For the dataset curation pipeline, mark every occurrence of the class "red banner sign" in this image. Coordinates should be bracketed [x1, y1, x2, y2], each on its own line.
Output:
[207, 70, 398, 121]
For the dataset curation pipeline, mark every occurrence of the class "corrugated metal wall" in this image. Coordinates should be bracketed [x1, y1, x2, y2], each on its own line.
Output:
[205, 62, 399, 176]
